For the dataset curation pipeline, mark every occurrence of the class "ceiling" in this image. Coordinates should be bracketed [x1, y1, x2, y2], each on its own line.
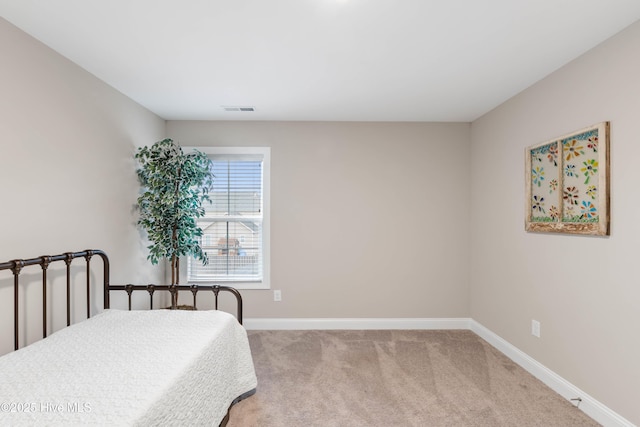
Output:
[2, 1, 640, 122]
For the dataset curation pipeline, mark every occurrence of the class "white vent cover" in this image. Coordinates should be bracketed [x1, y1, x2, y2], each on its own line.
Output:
[222, 106, 256, 112]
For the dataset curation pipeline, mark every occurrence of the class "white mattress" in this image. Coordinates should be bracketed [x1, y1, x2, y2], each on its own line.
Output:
[0, 309, 257, 426]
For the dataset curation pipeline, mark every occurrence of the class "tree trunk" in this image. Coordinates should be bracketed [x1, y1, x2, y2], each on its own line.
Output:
[171, 164, 182, 309]
[171, 254, 179, 308]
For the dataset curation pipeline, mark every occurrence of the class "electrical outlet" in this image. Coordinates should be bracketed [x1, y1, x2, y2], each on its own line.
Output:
[273, 290, 282, 302]
[531, 319, 541, 338]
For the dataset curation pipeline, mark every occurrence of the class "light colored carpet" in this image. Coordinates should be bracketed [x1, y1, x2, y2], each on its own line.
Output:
[227, 330, 599, 427]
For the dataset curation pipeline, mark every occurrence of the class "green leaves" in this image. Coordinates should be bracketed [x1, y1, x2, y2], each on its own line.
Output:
[135, 139, 213, 281]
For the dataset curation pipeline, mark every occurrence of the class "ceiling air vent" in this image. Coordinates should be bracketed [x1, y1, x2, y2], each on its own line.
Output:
[222, 106, 256, 112]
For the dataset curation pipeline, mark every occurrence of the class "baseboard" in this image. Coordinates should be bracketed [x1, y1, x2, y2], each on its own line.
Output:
[244, 317, 472, 330]
[244, 316, 633, 427]
[470, 320, 635, 427]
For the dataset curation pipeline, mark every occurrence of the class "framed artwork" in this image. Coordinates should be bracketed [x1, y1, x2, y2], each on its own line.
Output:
[525, 122, 609, 236]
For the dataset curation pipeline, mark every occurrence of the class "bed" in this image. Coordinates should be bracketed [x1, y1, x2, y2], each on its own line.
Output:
[0, 249, 257, 426]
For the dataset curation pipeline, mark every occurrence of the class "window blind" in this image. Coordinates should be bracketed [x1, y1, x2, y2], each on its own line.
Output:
[188, 156, 264, 283]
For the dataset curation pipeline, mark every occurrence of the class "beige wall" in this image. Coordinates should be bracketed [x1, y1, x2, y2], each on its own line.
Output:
[168, 121, 471, 318]
[470, 21, 640, 425]
[0, 18, 165, 355]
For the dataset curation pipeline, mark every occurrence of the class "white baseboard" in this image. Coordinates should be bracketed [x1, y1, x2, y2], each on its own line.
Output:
[244, 316, 634, 427]
[244, 317, 471, 330]
[469, 320, 635, 427]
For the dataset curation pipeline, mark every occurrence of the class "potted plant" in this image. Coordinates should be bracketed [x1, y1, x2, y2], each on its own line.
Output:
[135, 138, 213, 306]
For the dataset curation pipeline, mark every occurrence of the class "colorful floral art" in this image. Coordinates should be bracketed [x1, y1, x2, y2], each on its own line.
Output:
[526, 122, 609, 236]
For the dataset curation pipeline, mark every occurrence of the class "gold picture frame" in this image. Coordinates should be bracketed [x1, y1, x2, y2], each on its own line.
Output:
[525, 122, 610, 235]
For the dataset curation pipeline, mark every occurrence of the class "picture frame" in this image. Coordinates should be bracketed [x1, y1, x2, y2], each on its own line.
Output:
[525, 122, 610, 236]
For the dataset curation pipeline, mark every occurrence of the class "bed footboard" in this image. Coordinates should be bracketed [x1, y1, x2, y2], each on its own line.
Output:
[106, 283, 244, 325]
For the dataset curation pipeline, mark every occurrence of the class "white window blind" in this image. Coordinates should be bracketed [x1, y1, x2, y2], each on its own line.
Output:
[187, 147, 270, 289]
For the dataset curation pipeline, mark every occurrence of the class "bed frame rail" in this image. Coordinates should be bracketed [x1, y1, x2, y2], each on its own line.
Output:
[0, 249, 109, 351]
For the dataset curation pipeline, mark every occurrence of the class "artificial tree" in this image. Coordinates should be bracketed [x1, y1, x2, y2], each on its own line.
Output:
[135, 138, 213, 301]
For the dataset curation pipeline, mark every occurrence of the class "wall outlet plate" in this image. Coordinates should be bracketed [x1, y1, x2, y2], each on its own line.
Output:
[274, 290, 282, 302]
[531, 319, 541, 338]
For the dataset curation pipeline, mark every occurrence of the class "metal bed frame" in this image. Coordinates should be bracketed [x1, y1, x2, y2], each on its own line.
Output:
[0, 249, 244, 351]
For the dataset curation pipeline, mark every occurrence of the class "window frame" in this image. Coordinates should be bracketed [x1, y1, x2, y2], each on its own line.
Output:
[181, 146, 271, 290]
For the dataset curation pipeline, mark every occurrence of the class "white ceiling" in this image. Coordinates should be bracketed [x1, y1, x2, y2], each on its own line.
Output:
[2, 1, 640, 122]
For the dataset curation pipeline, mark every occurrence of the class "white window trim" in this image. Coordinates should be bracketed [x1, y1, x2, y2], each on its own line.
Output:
[180, 146, 270, 290]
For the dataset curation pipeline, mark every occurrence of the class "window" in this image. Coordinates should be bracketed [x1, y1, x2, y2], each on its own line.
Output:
[185, 147, 270, 289]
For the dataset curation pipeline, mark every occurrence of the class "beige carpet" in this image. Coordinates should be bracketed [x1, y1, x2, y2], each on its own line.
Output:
[227, 330, 599, 427]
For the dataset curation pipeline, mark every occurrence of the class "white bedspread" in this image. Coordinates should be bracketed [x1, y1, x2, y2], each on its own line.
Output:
[0, 309, 257, 426]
